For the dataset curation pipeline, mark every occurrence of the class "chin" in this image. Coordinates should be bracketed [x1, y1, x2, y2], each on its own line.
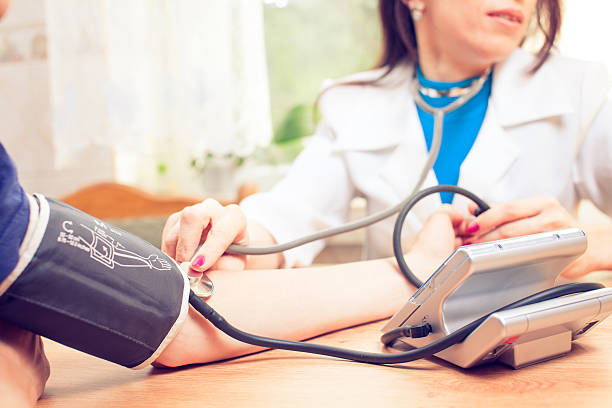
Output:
[471, 42, 521, 65]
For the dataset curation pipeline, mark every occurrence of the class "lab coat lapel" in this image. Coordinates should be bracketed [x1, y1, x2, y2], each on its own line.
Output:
[457, 49, 574, 207]
[456, 104, 519, 204]
[379, 49, 574, 213]
[379, 100, 441, 217]
[492, 48, 574, 126]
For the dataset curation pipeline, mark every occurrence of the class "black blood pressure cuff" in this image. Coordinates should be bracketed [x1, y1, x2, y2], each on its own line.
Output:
[0, 194, 190, 369]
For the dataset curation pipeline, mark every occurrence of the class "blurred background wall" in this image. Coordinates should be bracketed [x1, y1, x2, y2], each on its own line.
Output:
[0, 0, 114, 198]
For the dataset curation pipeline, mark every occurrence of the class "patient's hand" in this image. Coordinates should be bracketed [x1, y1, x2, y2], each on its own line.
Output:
[0, 321, 50, 408]
[162, 199, 249, 274]
[405, 205, 468, 280]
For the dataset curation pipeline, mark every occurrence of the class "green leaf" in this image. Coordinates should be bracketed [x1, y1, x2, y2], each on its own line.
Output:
[273, 103, 315, 144]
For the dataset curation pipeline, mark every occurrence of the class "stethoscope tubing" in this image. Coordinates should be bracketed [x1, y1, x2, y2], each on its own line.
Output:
[226, 68, 491, 256]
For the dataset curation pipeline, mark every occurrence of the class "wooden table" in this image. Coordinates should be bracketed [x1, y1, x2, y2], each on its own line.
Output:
[37, 276, 612, 408]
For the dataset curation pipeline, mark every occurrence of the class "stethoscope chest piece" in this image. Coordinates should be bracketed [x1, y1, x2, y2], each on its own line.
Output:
[181, 261, 215, 298]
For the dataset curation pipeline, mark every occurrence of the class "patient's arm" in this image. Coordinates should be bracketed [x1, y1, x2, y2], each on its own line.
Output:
[155, 206, 464, 367]
[0, 321, 50, 408]
[155, 257, 409, 366]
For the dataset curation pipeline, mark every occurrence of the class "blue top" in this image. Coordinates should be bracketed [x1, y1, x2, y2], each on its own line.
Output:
[0, 143, 30, 283]
[416, 67, 492, 203]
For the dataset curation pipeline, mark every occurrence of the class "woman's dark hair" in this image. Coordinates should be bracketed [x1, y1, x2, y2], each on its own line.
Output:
[377, 0, 562, 77]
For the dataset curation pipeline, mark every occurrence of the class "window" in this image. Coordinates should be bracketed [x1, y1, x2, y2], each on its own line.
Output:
[262, 0, 380, 158]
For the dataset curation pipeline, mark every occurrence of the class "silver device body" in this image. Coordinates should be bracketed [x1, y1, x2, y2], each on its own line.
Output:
[382, 228, 612, 368]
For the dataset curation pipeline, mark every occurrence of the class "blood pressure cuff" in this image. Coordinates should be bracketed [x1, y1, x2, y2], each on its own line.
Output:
[0, 194, 190, 369]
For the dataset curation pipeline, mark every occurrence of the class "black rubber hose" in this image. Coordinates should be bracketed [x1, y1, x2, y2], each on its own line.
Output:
[392, 185, 490, 288]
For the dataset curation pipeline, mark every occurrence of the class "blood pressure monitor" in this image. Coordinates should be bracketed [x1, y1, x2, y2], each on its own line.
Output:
[382, 228, 612, 368]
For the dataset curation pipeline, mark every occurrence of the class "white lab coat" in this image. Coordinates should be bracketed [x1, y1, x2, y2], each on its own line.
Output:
[241, 49, 612, 267]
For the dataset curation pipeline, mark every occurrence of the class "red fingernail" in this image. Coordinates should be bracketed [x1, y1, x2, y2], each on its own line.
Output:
[467, 223, 480, 234]
[192, 255, 205, 268]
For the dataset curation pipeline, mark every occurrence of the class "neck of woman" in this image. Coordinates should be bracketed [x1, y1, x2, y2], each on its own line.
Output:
[416, 49, 493, 82]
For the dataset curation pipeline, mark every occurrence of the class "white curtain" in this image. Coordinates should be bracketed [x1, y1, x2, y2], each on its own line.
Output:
[45, 0, 272, 194]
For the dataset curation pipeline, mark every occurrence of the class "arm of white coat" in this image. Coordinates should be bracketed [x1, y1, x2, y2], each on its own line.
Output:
[240, 121, 356, 267]
[572, 60, 612, 213]
[574, 100, 612, 215]
[568, 72, 612, 276]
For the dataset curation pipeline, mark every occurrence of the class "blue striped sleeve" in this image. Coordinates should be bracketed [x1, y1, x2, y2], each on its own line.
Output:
[0, 143, 30, 283]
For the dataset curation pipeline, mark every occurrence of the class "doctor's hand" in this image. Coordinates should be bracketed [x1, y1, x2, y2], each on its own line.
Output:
[0, 321, 50, 408]
[162, 199, 250, 273]
[461, 196, 577, 244]
[162, 198, 283, 274]
[561, 223, 612, 278]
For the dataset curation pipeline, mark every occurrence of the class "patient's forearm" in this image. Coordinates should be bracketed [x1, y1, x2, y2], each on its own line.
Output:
[155, 256, 417, 367]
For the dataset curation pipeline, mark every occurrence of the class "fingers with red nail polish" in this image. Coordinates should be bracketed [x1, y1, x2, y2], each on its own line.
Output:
[466, 222, 479, 234]
[467, 222, 480, 234]
[191, 255, 205, 270]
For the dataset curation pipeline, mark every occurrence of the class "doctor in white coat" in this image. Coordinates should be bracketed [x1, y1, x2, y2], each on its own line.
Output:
[162, 0, 612, 280]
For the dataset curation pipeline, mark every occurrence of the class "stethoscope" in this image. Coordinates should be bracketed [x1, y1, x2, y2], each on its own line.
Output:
[188, 66, 491, 297]
[185, 67, 604, 365]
